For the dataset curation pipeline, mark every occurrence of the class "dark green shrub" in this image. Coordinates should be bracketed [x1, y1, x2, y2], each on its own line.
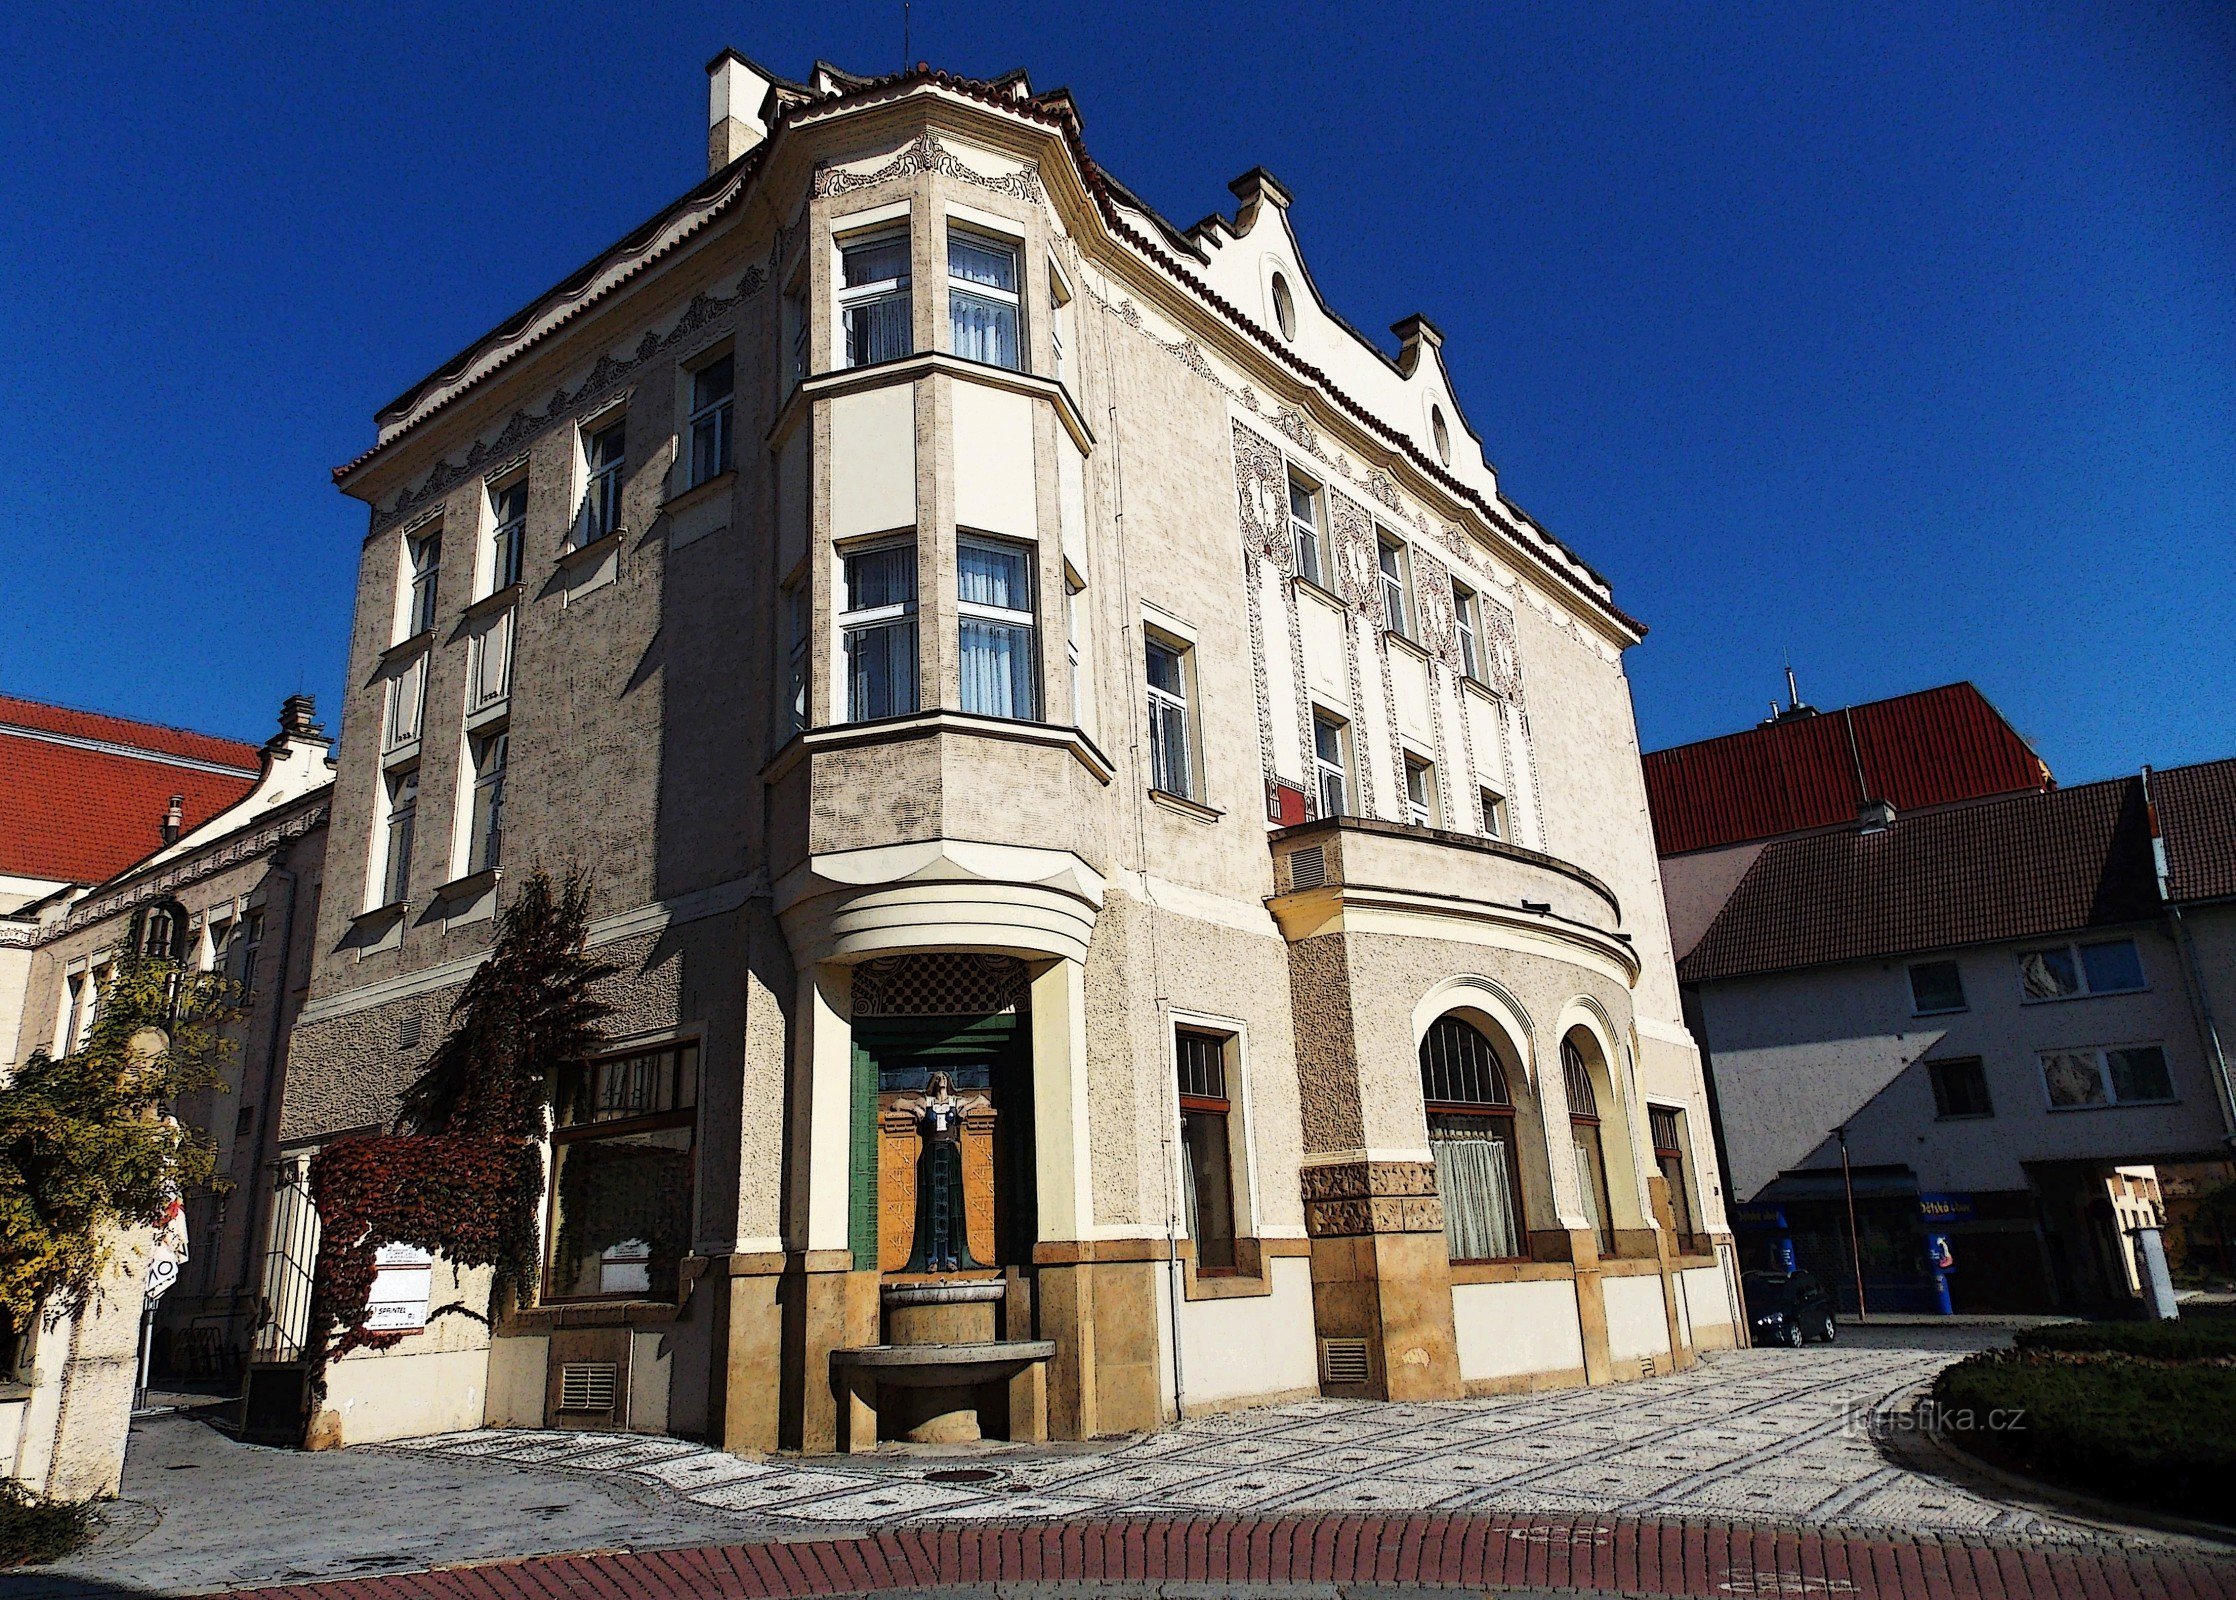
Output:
[2015, 1308, 2236, 1362]
[0, 1481, 93, 1567]
[1933, 1350, 2236, 1523]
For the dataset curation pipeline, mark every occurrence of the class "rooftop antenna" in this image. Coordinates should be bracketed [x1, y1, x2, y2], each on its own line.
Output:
[902, 0, 911, 67]
[1763, 657, 1818, 725]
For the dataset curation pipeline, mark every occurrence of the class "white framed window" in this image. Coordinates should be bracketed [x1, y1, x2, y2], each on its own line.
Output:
[782, 579, 808, 736]
[1145, 632, 1197, 800]
[1048, 260, 1072, 387]
[1288, 474, 1324, 587]
[1404, 755, 1437, 829]
[488, 476, 526, 592]
[60, 972, 86, 1056]
[838, 230, 911, 368]
[467, 730, 508, 876]
[469, 607, 514, 712]
[1313, 710, 1350, 819]
[1453, 580, 1481, 680]
[957, 536, 1037, 719]
[1174, 1026, 1241, 1273]
[2041, 1044, 2175, 1109]
[2019, 938, 2146, 1002]
[384, 653, 426, 752]
[580, 416, 626, 545]
[403, 528, 442, 638]
[839, 539, 917, 721]
[1064, 574, 1084, 726]
[783, 277, 809, 387]
[1909, 960, 1967, 1015]
[381, 768, 418, 907]
[686, 352, 735, 486]
[948, 229, 1021, 370]
[1479, 787, 1509, 841]
[1378, 534, 1412, 637]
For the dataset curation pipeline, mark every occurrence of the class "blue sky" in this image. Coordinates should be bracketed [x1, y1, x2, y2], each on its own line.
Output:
[2, 2, 2229, 781]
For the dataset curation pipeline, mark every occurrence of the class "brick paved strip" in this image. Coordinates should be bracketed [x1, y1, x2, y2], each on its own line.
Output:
[215, 1513, 2236, 1600]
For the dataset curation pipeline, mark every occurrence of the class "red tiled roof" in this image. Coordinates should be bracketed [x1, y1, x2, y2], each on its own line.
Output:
[2153, 756, 2236, 905]
[0, 697, 261, 887]
[1644, 683, 2050, 857]
[1677, 776, 2160, 984]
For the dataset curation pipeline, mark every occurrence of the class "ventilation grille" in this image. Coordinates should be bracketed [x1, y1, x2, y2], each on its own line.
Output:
[1319, 1337, 1370, 1388]
[396, 1014, 421, 1050]
[1639, 1356, 1659, 1380]
[1287, 846, 1328, 892]
[558, 1362, 618, 1414]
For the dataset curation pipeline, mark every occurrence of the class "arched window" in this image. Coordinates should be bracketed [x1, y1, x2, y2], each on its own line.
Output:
[1420, 1016, 1527, 1261]
[138, 900, 187, 962]
[1563, 1034, 1615, 1253]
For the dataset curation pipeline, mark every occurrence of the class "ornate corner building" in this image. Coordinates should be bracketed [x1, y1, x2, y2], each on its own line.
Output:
[271, 51, 1743, 1453]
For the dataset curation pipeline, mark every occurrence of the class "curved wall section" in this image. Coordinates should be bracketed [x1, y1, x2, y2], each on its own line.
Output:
[776, 837, 1105, 965]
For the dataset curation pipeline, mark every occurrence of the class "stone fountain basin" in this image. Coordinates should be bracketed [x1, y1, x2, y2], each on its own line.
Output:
[831, 1341, 1056, 1388]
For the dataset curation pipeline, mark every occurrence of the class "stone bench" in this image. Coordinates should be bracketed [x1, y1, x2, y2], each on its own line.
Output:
[830, 1340, 1055, 1452]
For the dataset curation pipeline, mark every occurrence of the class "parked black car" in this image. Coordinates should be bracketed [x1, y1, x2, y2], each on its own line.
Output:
[1742, 1269, 1838, 1347]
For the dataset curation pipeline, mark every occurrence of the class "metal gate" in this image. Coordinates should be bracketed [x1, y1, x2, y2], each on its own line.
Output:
[250, 1155, 320, 1364]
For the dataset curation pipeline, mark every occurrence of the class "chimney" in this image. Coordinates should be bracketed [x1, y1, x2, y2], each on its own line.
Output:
[1391, 313, 1444, 378]
[162, 794, 184, 846]
[707, 50, 774, 173]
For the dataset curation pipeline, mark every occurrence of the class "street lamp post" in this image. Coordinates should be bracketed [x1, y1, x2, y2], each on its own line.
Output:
[1836, 1127, 1868, 1321]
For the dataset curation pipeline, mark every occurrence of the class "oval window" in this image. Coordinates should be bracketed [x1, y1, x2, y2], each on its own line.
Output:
[1271, 272, 1296, 340]
[1431, 405, 1451, 465]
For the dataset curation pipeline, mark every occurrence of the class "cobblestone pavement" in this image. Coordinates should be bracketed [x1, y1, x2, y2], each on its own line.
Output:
[382, 1338, 2103, 1545]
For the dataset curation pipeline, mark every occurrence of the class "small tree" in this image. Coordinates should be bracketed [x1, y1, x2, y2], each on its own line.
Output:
[308, 870, 615, 1365]
[0, 948, 234, 1328]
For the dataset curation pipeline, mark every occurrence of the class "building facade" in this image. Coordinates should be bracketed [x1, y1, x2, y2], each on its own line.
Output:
[271, 51, 1737, 1454]
[1662, 700, 2236, 1313]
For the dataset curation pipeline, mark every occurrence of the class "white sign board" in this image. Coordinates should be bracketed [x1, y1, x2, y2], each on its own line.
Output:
[363, 1243, 433, 1333]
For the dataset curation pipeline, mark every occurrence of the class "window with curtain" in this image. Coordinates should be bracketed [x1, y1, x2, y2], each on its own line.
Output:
[1563, 1036, 1615, 1253]
[841, 540, 918, 722]
[1175, 1029, 1238, 1273]
[1648, 1105, 1694, 1239]
[948, 232, 1020, 369]
[548, 1041, 698, 1300]
[839, 232, 911, 368]
[1313, 712, 1348, 819]
[382, 770, 418, 906]
[468, 731, 508, 876]
[687, 353, 735, 485]
[957, 537, 1036, 718]
[490, 478, 526, 591]
[1378, 535, 1411, 637]
[1288, 475, 1323, 586]
[406, 529, 442, 636]
[1420, 1016, 1526, 1262]
[1146, 636, 1195, 799]
[581, 418, 625, 544]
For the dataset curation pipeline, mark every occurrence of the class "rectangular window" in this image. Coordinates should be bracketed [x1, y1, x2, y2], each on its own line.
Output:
[782, 580, 809, 735]
[469, 608, 514, 712]
[548, 1042, 698, 1300]
[1378, 535, 1411, 637]
[1064, 576, 1083, 726]
[840, 540, 918, 722]
[1649, 1105, 1696, 1238]
[405, 530, 442, 637]
[384, 654, 426, 751]
[381, 770, 418, 906]
[1313, 712, 1349, 819]
[2021, 938, 2145, 1001]
[1453, 581, 1482, 681]
[686, 353, 735, 486]
[1928, 1057, 1993, 1119]
[1480, 787, 1508, 841]
[839, 231, 911, 368]
[1145, 636, 1195, 800]
[948, 231, 1020, 370]
[1175, 1029, 1237, 1274]
[467, 731, 508, 876]
[1288, 475, 1324, 587]
[1909, 960, 1966, 1015]
[784, 281, 809, 387]
[956, 536, 1037, 719]
[1404, 755, 1437, 829]
[489, 478, 526, 592]
[582, 418, 626, 544]
[2042, 1044, 2175, 1109]
[1049, 265, 1070, 387]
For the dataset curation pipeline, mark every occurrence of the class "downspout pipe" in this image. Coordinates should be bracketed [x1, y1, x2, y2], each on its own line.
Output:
[2141, 767, 2236, 1144]
[236, 857, 300, 1342]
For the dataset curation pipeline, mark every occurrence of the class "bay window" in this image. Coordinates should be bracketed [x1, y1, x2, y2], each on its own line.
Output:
[686, 353, 735, 487]
[489, 478, 526, 591]
[840, 540, 918, 722]
[1175, 1028, 1238, 1274]
[1146, 634, 1197, 800]
[548, 1041, 698, 1301]
[839, 231, 911, 368]
[948, 231, 1020, 370]
[1420, 1016, 1527, 1262]
[957, 536, 1037, 719]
